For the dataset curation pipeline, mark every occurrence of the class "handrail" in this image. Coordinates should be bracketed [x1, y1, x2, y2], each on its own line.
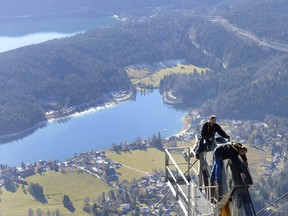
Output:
[165, 147, 216, 216]
[165, 149, 190, 185]
[165, 166, 177, 182]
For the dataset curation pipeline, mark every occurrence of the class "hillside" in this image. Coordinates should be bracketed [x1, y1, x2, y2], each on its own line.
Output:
[160, 54, 288, 120]
[2, 0, 288, 134]
[0, 15, 208, 136]
[0, 38, 132, 136]
[2, 2, 288, 135]
[159, 0, 288, 121]
[0, 171, 112, 216]
[225, 0, 288, 43]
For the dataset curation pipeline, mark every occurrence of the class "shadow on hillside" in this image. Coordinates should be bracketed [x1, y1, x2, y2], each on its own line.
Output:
[65, 205, 76, 212]
[33, 194, 48, 204]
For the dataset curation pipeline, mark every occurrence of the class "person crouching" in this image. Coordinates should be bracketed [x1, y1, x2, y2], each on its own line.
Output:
[210, 142, 248, 185]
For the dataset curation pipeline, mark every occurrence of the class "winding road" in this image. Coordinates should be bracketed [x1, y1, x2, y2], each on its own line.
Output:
[205, 16, 288, 53]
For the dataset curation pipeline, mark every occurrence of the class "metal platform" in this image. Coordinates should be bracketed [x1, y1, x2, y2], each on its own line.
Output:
[165, 140, 256, 216]
[165, 147, 216, 216]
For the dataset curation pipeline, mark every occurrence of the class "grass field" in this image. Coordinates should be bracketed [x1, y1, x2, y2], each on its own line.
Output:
[126, 67, 150, 84]
[0, 171, 112, 216]
[127, 64, 209, 87]
[106, 148, 188, 182]
[247, 146, 269, 180]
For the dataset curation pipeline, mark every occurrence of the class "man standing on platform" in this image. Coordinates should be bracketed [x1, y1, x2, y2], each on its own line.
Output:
[195, 115, 230, 159]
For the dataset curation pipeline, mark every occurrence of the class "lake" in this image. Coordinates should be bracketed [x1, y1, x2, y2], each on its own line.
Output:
[0, 16, 120, 52]
[0, 91, 187, 166]
[0, 16, 187, 166]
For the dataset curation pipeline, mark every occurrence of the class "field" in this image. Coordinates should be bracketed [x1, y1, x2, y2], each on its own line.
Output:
[126, 67, 150, 84]
[127, 64, 209, 87]
[106, 147, 189, 182]
[248, 146, 271, 180]
[0, 171, 112, 216]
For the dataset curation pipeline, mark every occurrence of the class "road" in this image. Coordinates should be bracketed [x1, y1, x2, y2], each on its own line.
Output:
[205, 16, 288, 53]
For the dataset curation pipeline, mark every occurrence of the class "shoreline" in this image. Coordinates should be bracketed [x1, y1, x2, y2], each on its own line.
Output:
[173, 113, 192, 138]
[0, 89, 135, 143]
[163, 90, 182, 105]
[46, 89, 135, 121]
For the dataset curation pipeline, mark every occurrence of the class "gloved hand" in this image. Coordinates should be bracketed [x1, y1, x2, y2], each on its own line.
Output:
[208, 137, 214, 141]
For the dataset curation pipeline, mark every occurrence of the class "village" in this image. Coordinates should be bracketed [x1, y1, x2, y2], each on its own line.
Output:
[0, 114, 286, 215]
[0, 138, 180, 215]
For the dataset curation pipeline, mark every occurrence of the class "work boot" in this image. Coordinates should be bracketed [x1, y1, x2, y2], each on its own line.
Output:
[195, 152, 200, 159]
[210, 175, 215, 183]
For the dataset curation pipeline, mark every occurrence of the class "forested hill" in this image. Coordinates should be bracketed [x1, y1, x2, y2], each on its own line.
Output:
[160, 54, 288, 120]
[0, 40, 132, 136]
[0, 15, 210, 136]
[159, 0, 288, 121]
[225, 0, 288, 44]
[2, 0, 288, 135]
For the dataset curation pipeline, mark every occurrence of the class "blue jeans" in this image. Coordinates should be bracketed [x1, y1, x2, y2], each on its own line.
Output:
[210, 148, 223, 184]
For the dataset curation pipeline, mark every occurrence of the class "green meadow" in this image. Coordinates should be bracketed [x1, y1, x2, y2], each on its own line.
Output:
[127, 64, 209, 87]
[0, 171, 112, 216]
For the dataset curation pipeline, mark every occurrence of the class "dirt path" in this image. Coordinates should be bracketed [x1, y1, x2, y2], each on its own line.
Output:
[113, 159, 150, 175]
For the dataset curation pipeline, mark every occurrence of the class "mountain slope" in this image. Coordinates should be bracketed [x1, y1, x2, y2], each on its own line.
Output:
[159, 1, 288, 120]
[0, 15, 206, 136]
[225, 0, 288, 43]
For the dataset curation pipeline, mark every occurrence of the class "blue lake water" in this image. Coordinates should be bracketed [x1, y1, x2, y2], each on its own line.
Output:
[0, 91, 187, 166]
[0, 16, 120, 52]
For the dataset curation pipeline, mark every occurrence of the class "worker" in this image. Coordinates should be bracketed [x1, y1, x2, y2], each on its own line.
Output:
[210, 142, 248, 185]
[195, 115, 230, 159]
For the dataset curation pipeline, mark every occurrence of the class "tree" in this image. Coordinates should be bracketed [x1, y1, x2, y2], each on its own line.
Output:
[62, 195, 75, 212]
[84, 197, 90, 205]
[83, 205, 91, 214]
[103, 209, 109, 216]
[47, 209, 52, 216]
[28, 208, 34, 216]
[36, 208, 43, 216]
[4, 178, 17, 192]
[122, 141, 130, 151]
[55, 209, 61, 216]
[108, 190, 116, 200]
[28, 183, 47, 203]
[134, 206, 141, 216]
[151, 133, 163, 150]
[112, 143, 120, 152]
[98, 192, 106, 206]
[21, 161, 26, 170]
[92, 203, 98, 214]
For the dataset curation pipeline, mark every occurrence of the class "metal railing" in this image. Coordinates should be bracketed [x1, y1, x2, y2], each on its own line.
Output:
[165, 147, 217, 216]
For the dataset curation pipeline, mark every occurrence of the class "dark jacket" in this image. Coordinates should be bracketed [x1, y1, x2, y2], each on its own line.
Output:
[201, 122, 229, 142]
[215, 143, 247, 172]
